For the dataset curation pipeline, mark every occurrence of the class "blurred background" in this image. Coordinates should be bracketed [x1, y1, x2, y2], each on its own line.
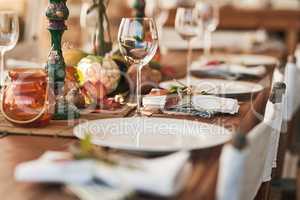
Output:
[1, 0, 300, 63]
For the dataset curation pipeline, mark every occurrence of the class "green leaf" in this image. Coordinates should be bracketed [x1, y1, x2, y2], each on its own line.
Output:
[80, 134, 93, 155]
[149, 60, 161, 70]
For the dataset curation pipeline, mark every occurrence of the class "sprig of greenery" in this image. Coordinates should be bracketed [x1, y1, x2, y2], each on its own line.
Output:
[69, 134, 140, 169]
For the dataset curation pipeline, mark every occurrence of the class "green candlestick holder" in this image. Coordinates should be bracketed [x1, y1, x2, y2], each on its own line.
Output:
[133, 0, 146, 17]
[46, 0, 80, 120]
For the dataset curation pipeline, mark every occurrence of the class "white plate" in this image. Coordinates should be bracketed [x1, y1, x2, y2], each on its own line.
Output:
[216, 54, 278, 66]
[159, 78, 264, 96]
[73, 117, 232, 152]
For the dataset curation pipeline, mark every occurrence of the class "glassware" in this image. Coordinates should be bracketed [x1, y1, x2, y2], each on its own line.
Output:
[80, 0, 112, 55]
[0, 68, 54, 127]
[175, 7, 198, 83]
[146, 0, 174, 54]
[0, 11, 19, 86]
[118, 18, 158, 116]
[196, 0, 219, 57]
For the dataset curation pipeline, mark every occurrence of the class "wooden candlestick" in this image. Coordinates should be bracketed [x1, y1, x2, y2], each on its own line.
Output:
[46, 0, 79, 120]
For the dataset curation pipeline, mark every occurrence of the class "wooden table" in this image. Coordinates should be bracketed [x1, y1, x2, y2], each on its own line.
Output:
[0, 51, 275, 200]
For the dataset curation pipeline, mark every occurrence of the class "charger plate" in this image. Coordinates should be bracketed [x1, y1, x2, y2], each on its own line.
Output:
[73, 117, 232, 152]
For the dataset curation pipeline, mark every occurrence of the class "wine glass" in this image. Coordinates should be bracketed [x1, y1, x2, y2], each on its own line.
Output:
[118, 18, 158, 116]
[146, 0, 175, 54]
[175, 7, 199, 83]
[196, 0, 219, 57]
[0, 11, 19, 86]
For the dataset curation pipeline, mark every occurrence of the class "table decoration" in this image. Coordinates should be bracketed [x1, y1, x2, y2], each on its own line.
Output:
[45, 0, 133, 120]
[0, 0, 171, 130]
[64, 0, 165, 110]
[46, 0, 80, 120]
[0, 68, 54, 127]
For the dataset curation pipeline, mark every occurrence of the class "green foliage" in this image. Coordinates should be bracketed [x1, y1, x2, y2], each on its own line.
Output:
[87, 0, 112, 56]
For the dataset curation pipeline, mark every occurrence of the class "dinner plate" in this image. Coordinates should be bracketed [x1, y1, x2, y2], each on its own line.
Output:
[213, 54, 278, 66]
[73, 117, 232, 152]
[159, 78, 264, 97]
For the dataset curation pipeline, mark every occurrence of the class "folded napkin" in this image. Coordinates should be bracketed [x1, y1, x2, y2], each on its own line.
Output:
[191, 62, 266, 77]
[192, 96, 239, 115]
[142, 95, 239, 116]
[142, 95, 167, 109]
[67, 184, 133, 200]
[15, 151, 191, 197]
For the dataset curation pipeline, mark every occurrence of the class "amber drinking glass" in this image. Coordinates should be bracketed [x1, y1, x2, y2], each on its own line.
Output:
[0, 68, 54, 127]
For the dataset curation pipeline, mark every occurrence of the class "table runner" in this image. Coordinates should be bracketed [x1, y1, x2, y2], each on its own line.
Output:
[0, 105, 135, 138]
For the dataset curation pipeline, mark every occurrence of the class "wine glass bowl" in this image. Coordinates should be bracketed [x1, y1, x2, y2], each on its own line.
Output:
[196, 0, 219, 56]
[175, 8, 199, 40]
[196, 2, 219, 32]
[118, 18, 158, 115]
[0, 11, 19, 86]
[175, 7, 198, 82]
[0, 11, 19, 51]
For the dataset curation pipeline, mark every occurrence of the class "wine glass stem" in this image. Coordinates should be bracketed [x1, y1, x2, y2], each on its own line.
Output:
[204, 30, 211, 57]
[187, 39, 192, 85]
[0, 51, 5, 86]
[136, 64, 143, 116]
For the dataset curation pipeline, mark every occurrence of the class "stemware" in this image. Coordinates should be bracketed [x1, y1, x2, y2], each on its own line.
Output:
[175, 7, 199, 83]
[117, 18, 158, 116]
[0, 11, 19, 86]
[196, 0, 219, 57]
[146, 0, 175, 54]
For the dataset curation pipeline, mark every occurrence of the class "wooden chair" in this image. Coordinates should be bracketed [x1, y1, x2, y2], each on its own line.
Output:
[269, 56, 300, 200]
[217, 82, 286, 200]
[273, 56, 300, 178]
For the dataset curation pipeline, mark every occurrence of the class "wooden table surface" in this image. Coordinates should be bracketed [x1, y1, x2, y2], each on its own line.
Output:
[0, 50, 276, 200]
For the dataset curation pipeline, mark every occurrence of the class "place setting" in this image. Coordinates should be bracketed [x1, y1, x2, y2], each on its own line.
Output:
[0, 0, 296, 200]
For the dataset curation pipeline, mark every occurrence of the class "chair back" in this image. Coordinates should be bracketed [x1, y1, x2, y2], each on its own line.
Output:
[217, 123, 271, 200]
[217, 133, 247, 200]
[217, 82, 285, 200]
[283, 56, 300, 121]
[262, 82, 286, 182]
